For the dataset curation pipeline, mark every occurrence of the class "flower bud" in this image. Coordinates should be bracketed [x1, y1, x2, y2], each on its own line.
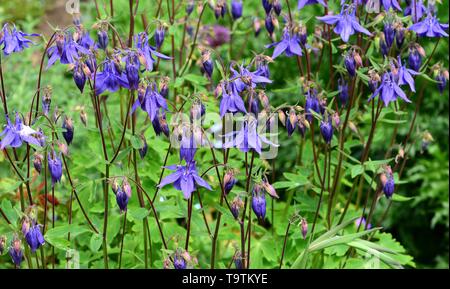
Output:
[300, 218, 308, 240]
[97, 29, 108, 50]
[338, 78, 349, 107]
[55, 33, 65, 55]
[159, 76, 170, 98]
[201, 49, 213, 78]
[33, 153, 43, 174]
[58, 141, 69, 156]
[262, 0, 273, 14]
[273, 0, 282, 15]
[22, 219, 45, 252]
[233, 250, 244, 269]
[320, 119, 333, 144]
[345, 53, 356, 77]
[0, 235, 5, 255]
[251, 184, 266, 220]
[80, 108, 88, 127]
[262, 177, 279, 198]
[62, 116, 74, 145]
[48, 150, 63, 186]
[9, 235, 23, 267]
[408, 45, 422, 72]
[42, 86, 52, 116]
[125, 54, 140, 90]
[254, 17, 262, 37]
[138, 134, 148, 159]
[224, 170, 238, 195]
[155, 25, 166, 49]
[231, 0, 243, 20]
[173, 251, 187, 269]
[332, 112, 341, 128]
[265, 14, 275, 36]
[383, 22, 395, 49]
[186, 0, 194, 15]
[286, 109, 297, 137]
[231, 196, 244, 219]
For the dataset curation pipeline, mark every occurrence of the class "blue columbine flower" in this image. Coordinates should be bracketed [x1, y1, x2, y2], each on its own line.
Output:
[0, 23, 39, 56]
[173, 251, 187, 269]
[219, 81, 247, 117]
[95, 58, 130, 94]
[266, 27, 303, 59]
[382, 173, 395, 198]
[223, 115, 278, 155]
[155, 25, 166, 49]
[132, 82, 168, 121]
[383, 21, 396, 49]
[404, 0, 426, 23]
[230, 63, 272, 93]
[48, 150, 63, 186]
[317, 4, 371, 43]
[369, 72, 411, 106]
[224, 170, 238, 195]
[297, 0, 327, 10]
[231, 0, 243, 20]
[47, 33, 91, 69]
[135, 32, 171, 71]
[158, 161, 212, 199]
[0, 113, 43, 149]
[116, 179, 132, 212]
[252, 184, 266, 220]
[124, 51, 140, 90]
[396, 56, 418, 92]
[304, 88, 322, 122]
[409, 12, 449, 37]
[381, 0, 402, 11]
[97, 29, 108, 50]
[408, 45, 422, 71]
[22, 219, 45, 253]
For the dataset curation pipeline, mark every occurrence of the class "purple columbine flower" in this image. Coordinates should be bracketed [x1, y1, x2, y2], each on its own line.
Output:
[265, 14, 275, 36]
[396, 56, 419, 92]
[0, 23, 39, 55]
[369, 72, 411, 106]
[132, 82, 168, 122]
[395, 25, 406, 47]
[135, 32, 171, 71]
[201, 49, 214, 78]
[252, 184, 266, 220]
[116, 179, 132, 212]
[48, 150, 63, 186]
[73, 61, 87, 93]
[152, 110, 170, 137]
[297, 0, 327, 10]
[158, 161, 212, 199]
[404, 0, 426, 23]
[139, 135, 148, 159]
[345, 53, 357, 77]
[22, 220, 45, 253]
[179, 131, 198, 164]
[223, 115, 278, 155]
[47, 33, 91, 69]
[381, 0, 402, 11]
[124, 51, 140, 90]
[219, 81, 247, 117]
[230, 63, 272, 93]
[173, 253, 187, 269]
[95, 58, 130, 95]
[317, 4, 371, 43]
[286, 109, 298, 137]
[224, 170, 238, 195]
[409, 12, 449, 38]
[9, 236, 23, 267]
[436, 71, 448, 94]
[231, 0, 243, 20]
[186, 0, 194, 15]
[320, 118, 333, 144]
[266, 27, 303, 59]
[77, 29, 95, 50]
[0, 113, 43, 149]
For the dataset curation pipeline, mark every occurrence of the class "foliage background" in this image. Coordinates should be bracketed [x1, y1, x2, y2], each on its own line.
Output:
[0, 0, 448, 269]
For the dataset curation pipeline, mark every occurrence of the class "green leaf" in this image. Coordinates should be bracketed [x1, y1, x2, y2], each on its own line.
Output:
[130, 135, 144, 150]
[128, 207, 149, 220]
[351, 164, 364, 178]
[184, 74, 209, 86]
[45, 225, 91, 250]
[89, 233, 103, 252]
[392, 194, 415, 202]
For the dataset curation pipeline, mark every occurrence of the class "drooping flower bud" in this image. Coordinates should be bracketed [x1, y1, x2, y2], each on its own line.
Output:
[338, 77, 349, 107]
[152, 111, 170, 137]
[214, 0, 227, 19]
[233, 250, 244, 269]
[32, 152, 43, 174]
[224, 170, 238, 195]
[395, 23, 405, 48]
[286, 109, 298, 137]
[251, 184, 266, 220]
[368, 70, 381, 92]
[345, 52, 356, 77]
[0, 235, 5, 254]
[159, 76, 170, 98]
[125, 53, 140, 90]
[201, 49, 214, 78]
[186, 0, 194, 15]
[320, 118, 333, 144]
[62, 116, 74, 145]
[58, 141, 69, 156]
[383, 22, 395, 49]
[110, 177, 120, 194]
[254, 17, 262, 37]
[138, 134, 148, 159]
[155, 25, 166, 49]
[273, 0, 282, 15]
[408, 45, 422, 72]
[9, 235, 23, 267]
[278, 110, 286, 126]
[48, 150, 63, 186]
[42, 86, 52, 116]
[116, 178, 131, 213]
[265, 13, 275, 36]
[297, 114, 307, 137]
[73, 62, 87, 93]
[249, 97, 260, 116]
[80, 108, 88, 127]
[380, 166, 395, 198]
[97, 29, 108, 50]
[55, 33, 65, 55]
[436, 69, 448, 94]
[262, 0, 273, 14]
[380, 34, 389, 57]
[231, 196, 244, 219]
[262, 177, 279, 198]
[300, 218, 308, 240]
[231, 0, 243, 20]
